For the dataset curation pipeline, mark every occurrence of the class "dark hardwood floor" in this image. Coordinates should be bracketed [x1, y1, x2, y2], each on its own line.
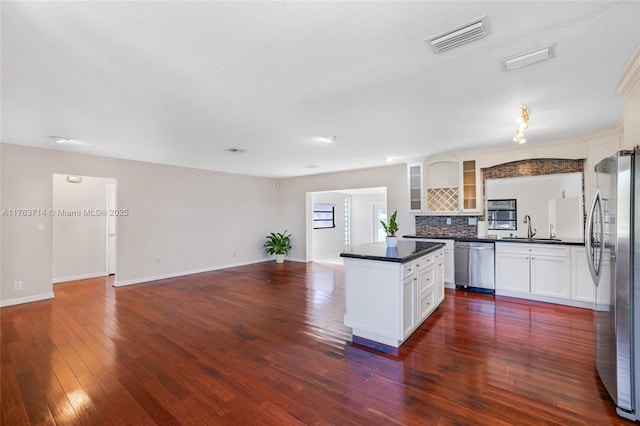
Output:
[0, 261, 632, 425]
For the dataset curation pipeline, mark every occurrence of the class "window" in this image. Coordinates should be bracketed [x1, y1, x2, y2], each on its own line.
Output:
[487, 199, 517, 230]
[313, 203, 335, 229]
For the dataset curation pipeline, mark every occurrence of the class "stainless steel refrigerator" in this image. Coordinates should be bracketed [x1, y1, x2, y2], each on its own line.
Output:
[586, 147, 640, 421]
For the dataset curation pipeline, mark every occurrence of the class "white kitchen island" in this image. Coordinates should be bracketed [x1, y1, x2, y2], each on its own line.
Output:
[341, 240, 445, 353]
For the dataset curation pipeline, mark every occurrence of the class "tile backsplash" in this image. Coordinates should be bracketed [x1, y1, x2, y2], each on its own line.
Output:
[415, 215, 479, 238]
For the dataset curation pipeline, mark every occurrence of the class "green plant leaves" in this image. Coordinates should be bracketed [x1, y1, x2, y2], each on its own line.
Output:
[380, 210, 399, 236]
[264, 230, 292, 255]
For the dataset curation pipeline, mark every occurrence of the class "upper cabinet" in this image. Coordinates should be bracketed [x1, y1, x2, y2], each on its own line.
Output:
[460, 159, 481, 212]
[425, 160, 459, 212]
[408, 158, 481, 214]
[407, 162, 424, 213]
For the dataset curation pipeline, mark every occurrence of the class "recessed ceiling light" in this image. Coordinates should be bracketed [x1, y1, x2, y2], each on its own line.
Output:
[49, 135, 70, 144]
[305, 164, 319, 169]
[224, 147, 246, 153]
[320, 135, 336, 143]
[386, 157, 396, 163]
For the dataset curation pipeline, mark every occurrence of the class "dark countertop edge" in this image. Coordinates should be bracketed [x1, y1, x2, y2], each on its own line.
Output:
[340, 242, 445, 263]
[403, 235, 585, 246]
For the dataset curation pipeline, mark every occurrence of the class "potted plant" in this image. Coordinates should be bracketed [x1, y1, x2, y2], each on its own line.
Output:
[380, 210, 399, 247]
[264, 230, 292, 263]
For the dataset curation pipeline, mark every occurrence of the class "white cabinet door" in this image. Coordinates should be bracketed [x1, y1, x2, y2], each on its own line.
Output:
[444, 249, 454, 284]
[571, 247, 596, 304]
[435, 255, 445, 304]
[530, 255, 571, 299]
[417, 266, 436, 322]
[496, 253, 530, 293]
[402, 276, 416, 338]
[407, 162, 424, 212]
[459, 159, 481, 212]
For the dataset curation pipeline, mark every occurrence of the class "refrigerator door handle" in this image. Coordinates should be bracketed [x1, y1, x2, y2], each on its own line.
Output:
[585, 188, 604, 286]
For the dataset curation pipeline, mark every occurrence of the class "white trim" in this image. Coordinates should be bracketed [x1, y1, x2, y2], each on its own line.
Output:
[495, 289, 594, 310]
[285, 257, 307, 263]
[0, 292, 55, 308]
[614, 45, 640, 96]
[53, 272, 107, 284]
[113, 258, 272, 287]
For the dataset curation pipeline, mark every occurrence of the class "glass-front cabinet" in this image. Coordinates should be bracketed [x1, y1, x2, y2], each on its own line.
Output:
[459, 159, 481, 213]
[461, 160, 477, 210]
[407, 162, 424, 212]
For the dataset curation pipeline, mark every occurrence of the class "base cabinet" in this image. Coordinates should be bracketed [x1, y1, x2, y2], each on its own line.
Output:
[443, 249, 454, 285]
[402, 277, 416, 337]
[495, 252, 530, 293]
[435, 250, 445, 304]
[495, 243, 571, 302]
[411, 239, 454, 287]
[531, 255, 571, 299]
[345, 248, 445, 348]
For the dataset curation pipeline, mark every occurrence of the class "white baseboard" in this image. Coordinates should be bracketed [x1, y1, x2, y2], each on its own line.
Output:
[0, 292, 55, 308]
[495, 289, 594, 309]
[284, 257, 307, 263]
[113, 258, 271, 287]
[53, 272, 107, 284]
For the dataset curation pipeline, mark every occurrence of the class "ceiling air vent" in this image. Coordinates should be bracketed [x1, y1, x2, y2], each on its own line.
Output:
[502, 44, 556, 71]
[427, 16, 490, 54]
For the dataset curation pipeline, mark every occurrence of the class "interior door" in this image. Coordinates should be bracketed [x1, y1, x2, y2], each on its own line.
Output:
[106, 183, 117, 275]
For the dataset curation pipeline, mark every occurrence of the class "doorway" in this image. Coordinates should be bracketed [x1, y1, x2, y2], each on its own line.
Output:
[52, 174, 117, 283]
[373, 203, 387, 243]
[308, 187, 387, 263]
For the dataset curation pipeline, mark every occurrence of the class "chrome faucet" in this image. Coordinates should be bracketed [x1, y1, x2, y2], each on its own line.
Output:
[523, 215, 537, 239]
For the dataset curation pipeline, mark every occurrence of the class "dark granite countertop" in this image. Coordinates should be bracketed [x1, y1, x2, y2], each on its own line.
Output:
[340, 240, 445, 263]
[403, 235, 585, 246]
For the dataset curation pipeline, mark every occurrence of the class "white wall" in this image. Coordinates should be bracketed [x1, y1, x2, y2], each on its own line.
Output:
[52, 174, 117, 282]
[278, 164, 408, 262]
[311, 192, 346, 260]
[486, 173, 583, 239]
[350, 192, 387, 245]
[0, 126, 629, 306]
[0, 143, 279, 306]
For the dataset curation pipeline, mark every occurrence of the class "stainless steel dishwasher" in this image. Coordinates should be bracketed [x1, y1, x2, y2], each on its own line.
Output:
[454, 241, 495, 293]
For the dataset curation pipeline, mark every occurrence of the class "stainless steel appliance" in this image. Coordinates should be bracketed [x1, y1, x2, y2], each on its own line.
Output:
[454, 241, 495, 293]
[586, 147, 640, 421]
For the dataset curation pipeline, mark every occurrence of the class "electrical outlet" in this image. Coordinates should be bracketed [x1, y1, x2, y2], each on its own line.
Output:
[446, 218, 452, 225]
[13, 281, 22, 290]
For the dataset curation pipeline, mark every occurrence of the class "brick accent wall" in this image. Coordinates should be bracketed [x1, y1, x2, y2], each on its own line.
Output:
[482, 158, 584, 180]
[415, 215, 479, 238]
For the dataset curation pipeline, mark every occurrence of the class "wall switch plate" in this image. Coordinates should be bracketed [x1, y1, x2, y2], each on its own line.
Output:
[469, 217, 478, 225]
[37, 222, 45, 232]
[446, 218, 452, 225]
[13, 281, 22, 290]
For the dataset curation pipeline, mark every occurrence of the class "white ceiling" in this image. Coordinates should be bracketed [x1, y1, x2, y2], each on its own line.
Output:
[2, 1, 639, 178]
